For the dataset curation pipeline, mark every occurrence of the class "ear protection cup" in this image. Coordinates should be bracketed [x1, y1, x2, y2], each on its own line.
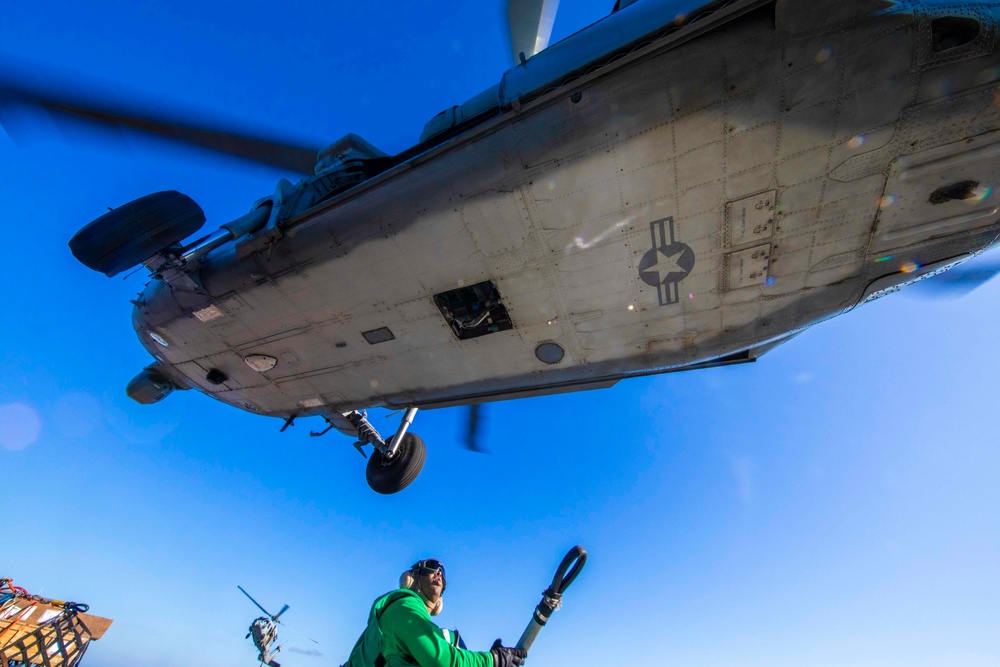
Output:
[429, 597, 443, 616]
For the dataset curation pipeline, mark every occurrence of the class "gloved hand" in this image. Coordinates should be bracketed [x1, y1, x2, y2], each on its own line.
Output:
[490, 639, 527, 667]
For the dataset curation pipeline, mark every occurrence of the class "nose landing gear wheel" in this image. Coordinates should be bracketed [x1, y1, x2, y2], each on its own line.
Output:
[365, 432, 426, 494]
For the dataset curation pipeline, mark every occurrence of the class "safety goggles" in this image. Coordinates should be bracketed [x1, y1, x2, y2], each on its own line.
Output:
[412, 559, 446, 579]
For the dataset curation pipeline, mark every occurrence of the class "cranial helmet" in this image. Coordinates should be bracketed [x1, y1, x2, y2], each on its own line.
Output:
[400, 559, 446, 616]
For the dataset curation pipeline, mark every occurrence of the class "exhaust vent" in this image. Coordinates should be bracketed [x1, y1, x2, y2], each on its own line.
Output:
[931, 17, 981, 52]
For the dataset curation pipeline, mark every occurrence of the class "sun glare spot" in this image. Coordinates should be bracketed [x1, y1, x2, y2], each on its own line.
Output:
[969, 184, 993, 202]
[975, 65, 1000, 86]
[934, 79, 956, 99]
[0, 402, 42, 451]
[566, 217, 634, 251]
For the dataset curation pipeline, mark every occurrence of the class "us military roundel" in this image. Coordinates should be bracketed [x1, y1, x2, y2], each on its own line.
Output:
[637, 217, 694, 306]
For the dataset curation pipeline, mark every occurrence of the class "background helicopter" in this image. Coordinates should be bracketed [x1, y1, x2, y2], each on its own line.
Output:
[239, 585, 290, 667]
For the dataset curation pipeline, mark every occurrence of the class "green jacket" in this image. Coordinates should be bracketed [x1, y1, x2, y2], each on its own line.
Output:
[343, 589, 493, 667]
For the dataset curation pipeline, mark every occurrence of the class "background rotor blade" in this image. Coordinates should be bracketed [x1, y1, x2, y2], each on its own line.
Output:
[904, 258, 1000, 299]
[0, 73, 320, 174]
[238, 585, 274, 618]
[506, 0, 561, 64]
[273, 604, 290, 621]
[463, 404, 487, 453]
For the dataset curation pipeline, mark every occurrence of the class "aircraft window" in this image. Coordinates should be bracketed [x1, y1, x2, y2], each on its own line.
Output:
[148, 330, 169, 347]
[434, 281, 514, 340]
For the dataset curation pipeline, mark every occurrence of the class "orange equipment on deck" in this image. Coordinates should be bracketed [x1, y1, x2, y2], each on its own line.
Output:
[0, 578, 113, 667]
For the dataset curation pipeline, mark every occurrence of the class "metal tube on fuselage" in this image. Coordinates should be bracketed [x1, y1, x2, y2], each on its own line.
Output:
[180, 205, 271, 265]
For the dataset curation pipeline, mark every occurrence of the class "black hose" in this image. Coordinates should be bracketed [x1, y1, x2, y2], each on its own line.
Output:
[515, 546, 587, 651]
[549, 545, 587, 596]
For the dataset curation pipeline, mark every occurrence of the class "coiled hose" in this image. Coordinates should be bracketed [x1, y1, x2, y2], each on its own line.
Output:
[515, 545, 587, 652]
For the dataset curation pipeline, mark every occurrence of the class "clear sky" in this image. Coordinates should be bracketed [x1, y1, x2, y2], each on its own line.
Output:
[1, 2, 998, 666]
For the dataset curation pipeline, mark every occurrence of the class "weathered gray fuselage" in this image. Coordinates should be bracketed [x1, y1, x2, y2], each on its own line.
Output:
[134, 0, 1000, 419]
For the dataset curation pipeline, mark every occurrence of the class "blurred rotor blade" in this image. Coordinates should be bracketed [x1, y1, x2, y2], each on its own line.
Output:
[506, 0, 561, 64]
[906, 259, 1000, 298]
[612, 0, 641, 10]
[463, 404, 487, 453]
[238, 585, 274, 618]
[0, 73, 319, 174]
[273, 604, 290, 621]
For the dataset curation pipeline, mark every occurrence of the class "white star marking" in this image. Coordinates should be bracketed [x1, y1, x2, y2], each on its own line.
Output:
[645, 248, 686, 283]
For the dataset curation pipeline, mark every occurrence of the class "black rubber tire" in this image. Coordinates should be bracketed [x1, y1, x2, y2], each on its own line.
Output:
[365, 432, 426, 494]
[69, 190, 206, 277]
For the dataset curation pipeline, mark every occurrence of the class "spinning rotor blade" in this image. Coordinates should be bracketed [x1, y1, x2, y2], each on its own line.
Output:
[506, 0, 561, 64]
[463, 404, 487, 453]
[238, 585, 275, 618]
[0, 73, 320, 174]
[906, 259, 1000, 298]
[273, 604, 290, 621]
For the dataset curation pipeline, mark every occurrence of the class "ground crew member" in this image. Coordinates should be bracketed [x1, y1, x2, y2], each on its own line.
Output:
[342, 558, 527, 667]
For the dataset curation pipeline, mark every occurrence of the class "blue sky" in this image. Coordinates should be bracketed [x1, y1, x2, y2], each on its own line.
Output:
[1, 2, 998, 666]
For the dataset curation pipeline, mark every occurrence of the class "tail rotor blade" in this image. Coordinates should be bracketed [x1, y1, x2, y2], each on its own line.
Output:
[463, 404, 487, 453]
[238, 585, 274, 618]
[506, 0, 561, 64]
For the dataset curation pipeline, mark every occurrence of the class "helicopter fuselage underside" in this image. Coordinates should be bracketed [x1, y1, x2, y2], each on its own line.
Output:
[133, 0, 1000, 418]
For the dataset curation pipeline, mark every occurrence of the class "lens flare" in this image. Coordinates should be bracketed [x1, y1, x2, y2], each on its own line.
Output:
[874, 255, 894, 263]
[847, 135, 866, 149]
[816, 47, 833, 63]
[975, 65, 1000, 86]
[900, 261, 920, 274]
[0, 402, 42, 451]
[969, 185, 993, 202]
[879, 195, 897, 208]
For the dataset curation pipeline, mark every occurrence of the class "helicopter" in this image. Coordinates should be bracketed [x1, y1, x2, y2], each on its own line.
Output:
[239, 585, 290, 667]
[3, 0, 1000, 494]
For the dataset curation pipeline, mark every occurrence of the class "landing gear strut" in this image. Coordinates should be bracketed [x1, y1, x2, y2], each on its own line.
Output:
[317, 408, 426, 494]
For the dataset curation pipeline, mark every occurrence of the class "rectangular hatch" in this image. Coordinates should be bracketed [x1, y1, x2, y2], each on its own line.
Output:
[433, 280, 514, 340]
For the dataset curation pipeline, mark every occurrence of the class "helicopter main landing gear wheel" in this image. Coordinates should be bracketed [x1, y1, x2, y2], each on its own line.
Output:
[366, 432, 426, 494]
